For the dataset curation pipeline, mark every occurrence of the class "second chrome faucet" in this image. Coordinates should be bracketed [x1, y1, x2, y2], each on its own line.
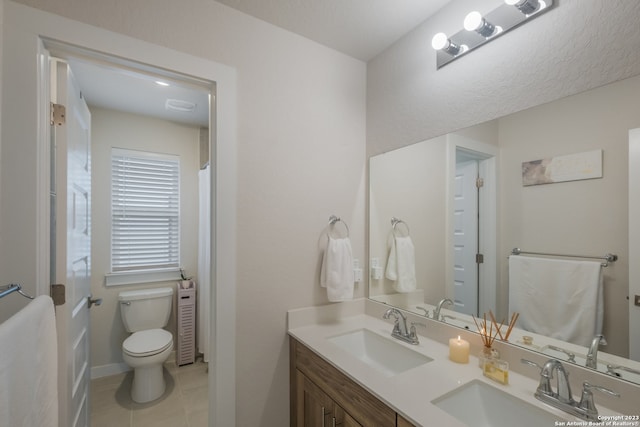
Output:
[521, 358, 619, 421]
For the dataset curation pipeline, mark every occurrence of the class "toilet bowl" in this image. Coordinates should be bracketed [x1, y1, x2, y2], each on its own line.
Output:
[122, 329, 173, 403]
[118, 287, 174, 403]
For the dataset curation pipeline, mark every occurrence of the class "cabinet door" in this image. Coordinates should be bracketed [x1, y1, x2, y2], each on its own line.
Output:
[335, 405, 363, 427]
[397, 414, 418, 427]
[298, 371, 333, 427]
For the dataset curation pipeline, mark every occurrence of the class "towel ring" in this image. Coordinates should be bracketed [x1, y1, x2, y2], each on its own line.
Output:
[328, 215, 349, 238]
[391, 217, 410, 237]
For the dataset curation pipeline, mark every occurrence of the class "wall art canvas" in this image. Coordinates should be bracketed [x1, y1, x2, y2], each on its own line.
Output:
[522, 149, 602, 186]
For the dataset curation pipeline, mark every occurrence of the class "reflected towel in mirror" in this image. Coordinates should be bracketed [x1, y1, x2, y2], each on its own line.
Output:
[321, 237, 355, 302]
[386, 236, 417, 293]
[508, 256, 603, 347]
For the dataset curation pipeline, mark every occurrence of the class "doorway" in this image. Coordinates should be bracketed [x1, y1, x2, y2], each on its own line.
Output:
[4, 5, 236, 425]
[47, 42, 212, 425]
[446, 137, 498, 318]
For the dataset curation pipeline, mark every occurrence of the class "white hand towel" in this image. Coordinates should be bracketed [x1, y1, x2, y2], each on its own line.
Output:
[385, 236, 417, 293]
[0, 295, 58, 427]
[508, 256, 603, 347]
[321, 237, 355, 302]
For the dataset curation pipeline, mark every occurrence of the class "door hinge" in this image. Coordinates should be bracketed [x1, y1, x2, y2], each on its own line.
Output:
[476, 253, 484, 264]
[476, 177, 484, 189]
[50, 102, 66, 126]
[50, 283, 66, 306]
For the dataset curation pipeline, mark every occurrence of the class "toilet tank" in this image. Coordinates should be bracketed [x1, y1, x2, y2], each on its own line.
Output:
[118, 287, 174, 332]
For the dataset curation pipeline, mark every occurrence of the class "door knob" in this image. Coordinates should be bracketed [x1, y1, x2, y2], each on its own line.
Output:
[88, 296, 103, 308]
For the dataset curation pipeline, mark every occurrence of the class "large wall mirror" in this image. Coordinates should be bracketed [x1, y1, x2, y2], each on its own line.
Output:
[369, 72, 640, 386]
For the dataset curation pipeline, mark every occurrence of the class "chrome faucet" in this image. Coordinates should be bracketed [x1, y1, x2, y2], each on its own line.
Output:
[433, 298, 453, 320]
[522, 358, 619, 421]
[383, 308, 421, 345]
[586, 335, 605, 369]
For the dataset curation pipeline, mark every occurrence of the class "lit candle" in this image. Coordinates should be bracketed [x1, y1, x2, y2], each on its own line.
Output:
[449, 336, 470, 364]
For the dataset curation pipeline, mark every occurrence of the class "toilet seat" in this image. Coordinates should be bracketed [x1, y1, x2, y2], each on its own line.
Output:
[123, 329, 173, 357]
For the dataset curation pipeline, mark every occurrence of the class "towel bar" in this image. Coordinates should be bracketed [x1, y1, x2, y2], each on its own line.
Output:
[511, 248, 618, 267]
[0, 283, 35, 300]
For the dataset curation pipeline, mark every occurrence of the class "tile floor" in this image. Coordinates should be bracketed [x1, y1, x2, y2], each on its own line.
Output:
[90, 358, 208, 427]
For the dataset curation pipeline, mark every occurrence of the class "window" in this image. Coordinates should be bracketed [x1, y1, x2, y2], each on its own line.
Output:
[111, 148, 180, 275]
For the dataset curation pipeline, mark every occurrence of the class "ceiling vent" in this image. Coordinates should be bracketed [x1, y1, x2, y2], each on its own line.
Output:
[165, 98, 196, 113]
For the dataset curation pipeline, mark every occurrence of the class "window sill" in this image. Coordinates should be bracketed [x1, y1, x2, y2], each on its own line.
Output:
[105, 269, 182, 287]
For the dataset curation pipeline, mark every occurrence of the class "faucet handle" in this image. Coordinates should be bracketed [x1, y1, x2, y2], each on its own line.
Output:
[415, 306, 430, 317]
[521, 359, 543, 372]
[578, 382, 620, 415]
[408, 322, 426, 344]
[410, 322, 426, 333]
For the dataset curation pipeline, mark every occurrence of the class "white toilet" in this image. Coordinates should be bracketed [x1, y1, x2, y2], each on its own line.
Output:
[118, 287, 174, 403]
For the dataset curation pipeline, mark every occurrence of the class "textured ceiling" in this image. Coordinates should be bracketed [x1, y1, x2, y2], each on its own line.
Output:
[214, 0, 452, 61]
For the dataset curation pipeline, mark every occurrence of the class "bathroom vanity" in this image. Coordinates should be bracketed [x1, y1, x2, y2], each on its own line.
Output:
[288, 299, 639, 427]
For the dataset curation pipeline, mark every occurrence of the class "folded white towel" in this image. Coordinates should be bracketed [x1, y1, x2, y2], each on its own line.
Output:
[385, 236, 417, 293]
[0, 295, 58, 427]
[508, 256, 603, 347]
[321, 237, 355, 302]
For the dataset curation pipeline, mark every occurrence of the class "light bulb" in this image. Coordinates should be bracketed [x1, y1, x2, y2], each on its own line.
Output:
[505, 0, 541, 15]
[464, 11, 497, 37]
[431, 33, 449, 50]
[464, 11, 483, 31]
[431, 32, 462, 56]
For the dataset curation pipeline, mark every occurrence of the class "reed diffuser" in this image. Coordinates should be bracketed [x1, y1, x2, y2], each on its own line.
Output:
[474, 311, 515, 385]
[472, 313, 500, 357]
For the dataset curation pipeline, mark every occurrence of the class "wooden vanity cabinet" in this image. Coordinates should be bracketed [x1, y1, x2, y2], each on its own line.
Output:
[290, 338, 418, 427]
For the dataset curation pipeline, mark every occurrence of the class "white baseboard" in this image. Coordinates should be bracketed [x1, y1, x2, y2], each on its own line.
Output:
[91, 362, 130, 379]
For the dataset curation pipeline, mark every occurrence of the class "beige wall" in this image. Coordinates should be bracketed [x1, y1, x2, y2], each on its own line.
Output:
[2, 1, 366, 425]
[498, 74, 640, 357]
[90, 107, 200, 370]
[369, 135, 448, 302]
[367, 0, 640, 157]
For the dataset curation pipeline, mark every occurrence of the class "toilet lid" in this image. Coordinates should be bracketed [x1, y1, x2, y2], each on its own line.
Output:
[123, 329, 173, 357]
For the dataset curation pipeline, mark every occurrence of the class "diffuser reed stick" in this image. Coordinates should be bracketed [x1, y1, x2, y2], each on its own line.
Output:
[472, 313, 499, 348]
[504, 312, 519, 341]
[488, 310, 505, 341]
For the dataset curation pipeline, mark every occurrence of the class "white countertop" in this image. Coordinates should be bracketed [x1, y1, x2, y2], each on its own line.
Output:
[288, 301, 623, 426]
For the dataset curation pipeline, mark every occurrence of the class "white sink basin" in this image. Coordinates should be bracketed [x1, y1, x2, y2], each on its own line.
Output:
[327, 329, 432, 376]
[432, 380, 566, 427]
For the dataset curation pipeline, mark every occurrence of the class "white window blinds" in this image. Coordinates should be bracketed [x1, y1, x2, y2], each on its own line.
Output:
[111, 148, 180, 272]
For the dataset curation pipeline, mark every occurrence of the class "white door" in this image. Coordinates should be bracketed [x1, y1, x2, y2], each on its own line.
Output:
[453, 160, 479, 316]
[52, 59, 93, 427]
[629, 128, 640, 361]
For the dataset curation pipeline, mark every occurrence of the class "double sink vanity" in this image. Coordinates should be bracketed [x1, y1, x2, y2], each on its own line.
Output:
[288, 299, 639, 426]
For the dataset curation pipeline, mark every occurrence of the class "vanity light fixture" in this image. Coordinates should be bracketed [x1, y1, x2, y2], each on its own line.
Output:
[432, 0, 555, 69]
